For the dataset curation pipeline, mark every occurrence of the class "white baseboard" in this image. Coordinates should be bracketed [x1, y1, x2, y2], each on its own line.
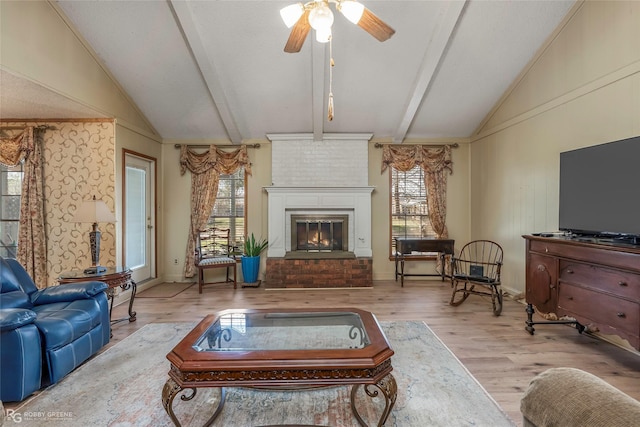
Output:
[163, 273, 190, 283]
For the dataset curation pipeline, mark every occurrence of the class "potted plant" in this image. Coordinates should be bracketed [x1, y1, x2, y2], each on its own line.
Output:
[241, 233, 268, 286]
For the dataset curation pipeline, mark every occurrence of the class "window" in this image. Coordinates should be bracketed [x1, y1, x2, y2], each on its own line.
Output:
[208, 168, 245, 247]
[390, 166, 434, 255]
[0, 163, 23, 257]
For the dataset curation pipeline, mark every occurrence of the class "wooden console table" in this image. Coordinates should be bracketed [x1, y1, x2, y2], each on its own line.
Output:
[523, 235, 640, 350]
[58, 266, 137, 326]
[394, 238, 455, 286]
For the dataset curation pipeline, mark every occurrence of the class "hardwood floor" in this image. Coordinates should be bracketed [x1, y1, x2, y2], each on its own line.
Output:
[110, 279, 640, 426]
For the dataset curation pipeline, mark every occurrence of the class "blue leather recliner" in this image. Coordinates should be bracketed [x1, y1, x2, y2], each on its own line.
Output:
[0, 256, 110, 402]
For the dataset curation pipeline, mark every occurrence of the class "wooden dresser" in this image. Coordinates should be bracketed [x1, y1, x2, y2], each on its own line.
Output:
[523, 235, 640, 350]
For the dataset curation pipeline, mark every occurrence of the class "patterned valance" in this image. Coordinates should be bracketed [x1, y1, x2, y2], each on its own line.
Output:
[0, 126, 33, 167]
[179, 145, 252, 176]
[381, 144, 453, 175]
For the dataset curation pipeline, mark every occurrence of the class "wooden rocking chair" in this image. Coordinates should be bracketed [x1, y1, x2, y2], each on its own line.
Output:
[450, 240, 504, 316]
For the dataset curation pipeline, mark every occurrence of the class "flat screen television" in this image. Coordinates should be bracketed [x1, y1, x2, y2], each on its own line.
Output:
[559, 136, 640, 244]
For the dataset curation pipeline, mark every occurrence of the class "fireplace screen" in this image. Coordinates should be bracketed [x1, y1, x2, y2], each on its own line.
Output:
[291, 215, 348, 252]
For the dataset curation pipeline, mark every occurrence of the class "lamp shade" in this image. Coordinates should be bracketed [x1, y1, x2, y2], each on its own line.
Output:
[73, 196, 116, 224]
[280, 3, 304, 28]
[338, 0, 364, 24]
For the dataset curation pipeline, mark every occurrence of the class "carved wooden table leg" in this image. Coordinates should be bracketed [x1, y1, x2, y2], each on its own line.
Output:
[351, 373, 398, 427]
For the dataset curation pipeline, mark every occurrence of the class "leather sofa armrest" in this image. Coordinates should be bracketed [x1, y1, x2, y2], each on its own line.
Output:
[30, 281, 108, 305]
[0, 308, 37, 332]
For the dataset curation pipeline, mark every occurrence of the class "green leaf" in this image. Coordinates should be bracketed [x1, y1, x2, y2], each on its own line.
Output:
[243, 232, 268, 257]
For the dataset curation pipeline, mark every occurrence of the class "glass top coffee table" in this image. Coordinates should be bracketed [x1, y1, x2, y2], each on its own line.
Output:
[162, 308, 396, 427]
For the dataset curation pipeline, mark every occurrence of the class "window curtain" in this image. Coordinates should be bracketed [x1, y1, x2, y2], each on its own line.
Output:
[381, 144, 453, 273]
[0, 127, 47, 288]
[180, 145, 252, 278]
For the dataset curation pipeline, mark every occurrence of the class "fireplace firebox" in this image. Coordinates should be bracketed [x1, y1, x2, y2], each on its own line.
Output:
[291, 215, 349, 252]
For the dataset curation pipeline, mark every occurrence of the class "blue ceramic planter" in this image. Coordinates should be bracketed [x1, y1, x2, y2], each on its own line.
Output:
[241, 255, 260, 284]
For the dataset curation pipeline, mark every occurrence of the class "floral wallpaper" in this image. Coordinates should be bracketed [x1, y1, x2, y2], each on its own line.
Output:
[2, 120, 116, 286]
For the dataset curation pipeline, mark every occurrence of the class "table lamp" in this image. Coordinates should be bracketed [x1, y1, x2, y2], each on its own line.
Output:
[73, 195, 116, 274]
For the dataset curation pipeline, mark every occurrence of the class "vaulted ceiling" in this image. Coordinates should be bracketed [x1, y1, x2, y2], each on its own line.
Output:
[1, 0, 576, 143]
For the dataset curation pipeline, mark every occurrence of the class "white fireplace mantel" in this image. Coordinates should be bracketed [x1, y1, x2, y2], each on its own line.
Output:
[264, 186, 374, 258]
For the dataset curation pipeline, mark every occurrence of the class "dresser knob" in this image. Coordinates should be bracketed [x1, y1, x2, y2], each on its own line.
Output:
[566, 269, 573, 274]
[617, 312, 626, 318]
[618, 281, 628, 287]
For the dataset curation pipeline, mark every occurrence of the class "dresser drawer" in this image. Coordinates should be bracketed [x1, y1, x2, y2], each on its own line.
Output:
[529, 240, 563, 256]
[527, 237, 640, 273]
[558, 283, 639, 334]
[559, 261, 640, 300]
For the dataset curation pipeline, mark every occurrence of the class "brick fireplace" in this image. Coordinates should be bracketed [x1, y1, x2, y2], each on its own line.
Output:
[264, 134, 373, 288]
[265, 257, 373, 288]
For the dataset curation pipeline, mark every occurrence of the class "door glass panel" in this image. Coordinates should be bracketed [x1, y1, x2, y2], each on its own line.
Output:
[125, 166, 146, 269]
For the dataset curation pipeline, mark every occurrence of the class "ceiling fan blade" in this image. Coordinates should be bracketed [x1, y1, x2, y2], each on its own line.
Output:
[284, 10, 311, 53]
[358, 7, 395, 42]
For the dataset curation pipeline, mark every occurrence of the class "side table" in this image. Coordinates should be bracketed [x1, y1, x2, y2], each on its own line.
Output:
[58, 266, 137, 325]
[394, 238, 455, 286]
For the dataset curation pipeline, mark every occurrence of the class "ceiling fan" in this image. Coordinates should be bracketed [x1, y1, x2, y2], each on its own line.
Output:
[280, 0, 395, 53]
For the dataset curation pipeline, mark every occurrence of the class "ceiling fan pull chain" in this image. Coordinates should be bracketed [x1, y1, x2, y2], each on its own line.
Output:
[328, 35, 335, 121]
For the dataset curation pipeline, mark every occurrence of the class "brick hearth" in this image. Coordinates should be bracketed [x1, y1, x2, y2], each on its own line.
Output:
[265, 258, 372, 288]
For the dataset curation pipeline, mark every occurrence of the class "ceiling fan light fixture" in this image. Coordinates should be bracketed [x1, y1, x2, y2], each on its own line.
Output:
[338, 0, 364, 24]
[315, 27, 332, 43]
[308, 2, 334, 31]
[280, 3, 305, 28]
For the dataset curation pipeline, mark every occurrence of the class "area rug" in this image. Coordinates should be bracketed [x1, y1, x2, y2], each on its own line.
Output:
[13, 321, 515, 426]
[136, 282, 194, 298]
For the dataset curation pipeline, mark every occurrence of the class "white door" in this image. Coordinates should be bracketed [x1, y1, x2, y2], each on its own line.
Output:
[124, 152, 155, 283]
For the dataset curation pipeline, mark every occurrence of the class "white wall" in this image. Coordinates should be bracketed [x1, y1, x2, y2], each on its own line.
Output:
[270, 134, 370, 187]
[470, 1, 640, 295]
